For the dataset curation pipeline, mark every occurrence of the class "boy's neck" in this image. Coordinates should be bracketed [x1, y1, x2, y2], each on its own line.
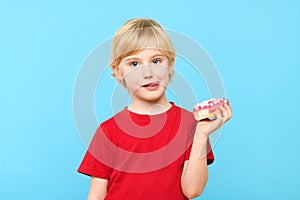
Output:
[127, 97, 172, 115]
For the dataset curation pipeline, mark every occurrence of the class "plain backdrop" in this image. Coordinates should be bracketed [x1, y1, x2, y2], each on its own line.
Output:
[1, 0, 299, 199]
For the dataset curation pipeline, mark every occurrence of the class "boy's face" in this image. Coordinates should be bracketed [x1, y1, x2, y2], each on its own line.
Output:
[114, 48, 173, 102]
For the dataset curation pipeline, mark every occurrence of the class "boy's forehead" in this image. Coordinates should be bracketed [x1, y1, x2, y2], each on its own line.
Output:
[124, 48, 165, 58]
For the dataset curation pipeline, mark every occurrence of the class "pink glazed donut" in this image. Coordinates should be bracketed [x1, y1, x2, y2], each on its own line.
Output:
[193, 98, 230, 121]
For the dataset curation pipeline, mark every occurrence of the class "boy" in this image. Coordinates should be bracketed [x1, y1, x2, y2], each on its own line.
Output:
[78, 18, 232, 200]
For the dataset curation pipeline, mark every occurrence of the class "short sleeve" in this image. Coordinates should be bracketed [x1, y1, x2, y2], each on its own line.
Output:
[77, 125, 113, 179]
[206, 140, 214, 165]
[77, 151, 112, 179]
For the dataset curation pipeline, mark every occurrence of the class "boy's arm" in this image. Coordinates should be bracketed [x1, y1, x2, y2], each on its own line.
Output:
[87, 177, 108, 200]
[181, 135, 209, 199]
[181, 104, 232, 199]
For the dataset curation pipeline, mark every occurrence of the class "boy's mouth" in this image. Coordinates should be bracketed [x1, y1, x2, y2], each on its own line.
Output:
[142, 82, 159, 87]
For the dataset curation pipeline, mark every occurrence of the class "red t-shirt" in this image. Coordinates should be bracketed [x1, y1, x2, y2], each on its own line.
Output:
[78, 103, 214, 200]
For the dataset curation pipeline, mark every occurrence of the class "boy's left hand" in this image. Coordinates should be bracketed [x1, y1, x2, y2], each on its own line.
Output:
[195, 104, 232, 138]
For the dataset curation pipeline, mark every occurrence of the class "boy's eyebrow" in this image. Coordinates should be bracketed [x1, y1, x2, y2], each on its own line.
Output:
[150, 54, 165, 58]
[124, 57, 140, 61]
[124, 54, 165, 61]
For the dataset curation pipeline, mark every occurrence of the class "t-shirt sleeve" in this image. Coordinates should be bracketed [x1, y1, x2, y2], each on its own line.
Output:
[184, 139, 215, 165]
[77, 151, 112, 179]
[206, 140, 214, 165]
[77, 125, 113, 179]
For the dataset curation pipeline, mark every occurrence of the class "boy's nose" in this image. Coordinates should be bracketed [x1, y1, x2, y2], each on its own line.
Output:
[142, 65, 153, 79]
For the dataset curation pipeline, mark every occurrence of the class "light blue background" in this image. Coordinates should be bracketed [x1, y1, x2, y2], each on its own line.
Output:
[1, 0, 299, 199]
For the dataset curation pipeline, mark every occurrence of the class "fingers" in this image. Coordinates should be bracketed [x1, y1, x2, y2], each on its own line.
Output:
[196, 103, 232, 137]
[218, 104, 232, 123]
[224, 103, 232, 120]
[214, 112, 224, 124]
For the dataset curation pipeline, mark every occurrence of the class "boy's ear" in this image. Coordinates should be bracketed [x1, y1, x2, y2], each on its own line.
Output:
[112, 65, 123, 81]
[168, 59, 175, 74]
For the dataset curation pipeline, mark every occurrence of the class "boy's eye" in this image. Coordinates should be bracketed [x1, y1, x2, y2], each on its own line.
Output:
[129, 61, 139, 67]
[152, 58, 161, 64]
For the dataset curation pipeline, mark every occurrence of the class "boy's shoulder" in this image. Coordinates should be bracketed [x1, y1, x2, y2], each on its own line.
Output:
[99, 109, 125, 128]
[174, 104, 195, 120]
[98, 108, 133, 131]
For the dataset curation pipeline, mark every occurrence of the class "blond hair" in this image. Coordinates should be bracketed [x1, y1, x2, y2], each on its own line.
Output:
[110, 18, 176, 84]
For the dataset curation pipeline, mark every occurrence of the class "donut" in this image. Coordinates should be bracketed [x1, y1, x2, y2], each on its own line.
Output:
[193, 98, 229, 121]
